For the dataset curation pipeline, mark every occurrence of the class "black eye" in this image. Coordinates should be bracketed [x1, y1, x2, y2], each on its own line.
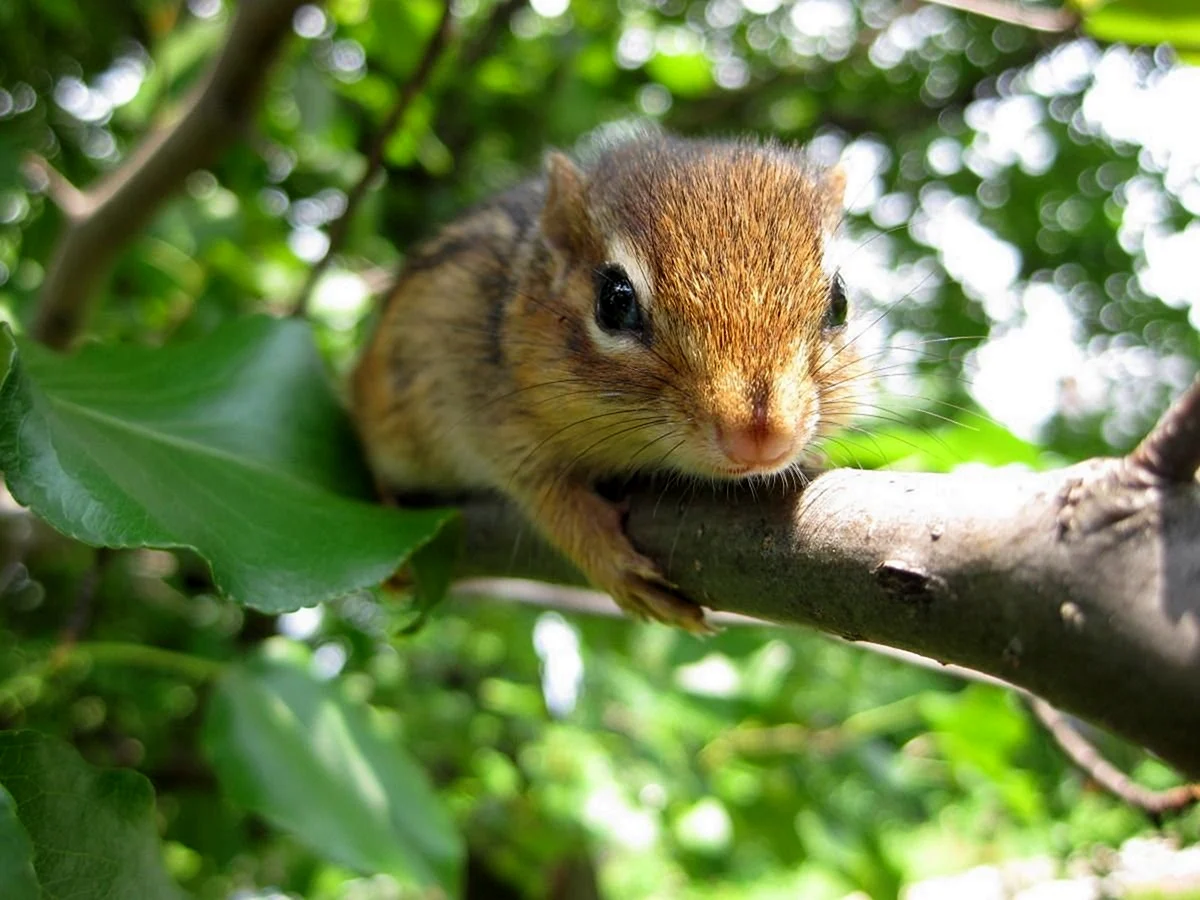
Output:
[593, 264, 645, 336]
[824, 273, 848, 330]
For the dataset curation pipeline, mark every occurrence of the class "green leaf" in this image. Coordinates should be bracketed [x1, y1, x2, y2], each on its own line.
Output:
[0, 325, 14, 391]
[402, 514, 464, 634]
[919, 687, 1043, 822]
[0, 318, 456, 614]
[646, 52, 714, 98]
[0, 730, 184, 899]
[0, 783, 38, 900]
[1079, 0, 1200, 54]
[204, 649, 463, 892]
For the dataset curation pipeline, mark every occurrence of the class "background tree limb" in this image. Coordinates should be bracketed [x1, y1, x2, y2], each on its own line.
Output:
[28, 0, 311, 349]
[453, 574, 1200, 817]
[916, 0, 1078, 33]
[1028, 698, 1200, 819]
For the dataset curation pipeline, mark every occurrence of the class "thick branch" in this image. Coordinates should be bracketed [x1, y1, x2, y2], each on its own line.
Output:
[33, 0, 309, 349]
[454, 457, 1200, 777]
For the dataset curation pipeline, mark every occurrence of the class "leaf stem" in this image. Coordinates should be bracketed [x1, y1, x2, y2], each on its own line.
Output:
[63, 641, 226, 681]
[0, 643, 223, 717]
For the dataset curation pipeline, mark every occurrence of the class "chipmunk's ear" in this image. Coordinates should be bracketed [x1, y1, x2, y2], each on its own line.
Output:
[541, 151, 588, 254]
[821, 164, 846, 231]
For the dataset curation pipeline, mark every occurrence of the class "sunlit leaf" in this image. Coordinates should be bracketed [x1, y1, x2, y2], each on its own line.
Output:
[646, 52, 713, 98]
[204, 648, 464, 892]
[818, 418, 1048, 472]
[1079, 0, 1200, 54]
[920, 686, 1043, 821]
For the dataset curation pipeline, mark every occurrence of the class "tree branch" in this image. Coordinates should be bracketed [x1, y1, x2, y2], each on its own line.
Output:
[31, 0, 310, 349]
[1028, 698, 1200, 820]
[427, 0, 526, 165]
[451, 447, 1200, 778]
[458, 0, 525, 72]
[291, 0, 456, 317]
[917, 0, 1078, 33]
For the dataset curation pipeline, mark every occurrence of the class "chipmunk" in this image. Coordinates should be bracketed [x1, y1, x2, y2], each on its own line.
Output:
[352, 135, 864, 633]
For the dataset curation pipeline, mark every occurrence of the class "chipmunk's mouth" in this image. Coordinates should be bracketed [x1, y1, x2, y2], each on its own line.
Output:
[714, 459, 795, 479]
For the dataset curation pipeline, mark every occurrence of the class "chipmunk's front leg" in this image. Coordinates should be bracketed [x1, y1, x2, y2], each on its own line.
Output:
[512, 477, 713, 634]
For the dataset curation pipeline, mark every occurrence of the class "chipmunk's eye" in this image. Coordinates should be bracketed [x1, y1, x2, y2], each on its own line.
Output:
[824, 273, 848, 330]
[594, 264, 644, 336]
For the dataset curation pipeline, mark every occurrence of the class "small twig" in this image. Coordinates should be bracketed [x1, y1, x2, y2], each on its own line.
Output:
[428, 0, 527, 169]
[291, 1, 455, 317]
[458, 577, 1199, 817]
[32, 0, 309, 349]
[1130, 376, 1200, 483]
[452, 576, 763, 626]
[1029, 697, 1200, 820]
[21, 155, 90, 220]
[452, 576, 1009, 689]
[65, 641, 225, 682]
[919, 0, 1078, 32]
[458, 0, 525, 71]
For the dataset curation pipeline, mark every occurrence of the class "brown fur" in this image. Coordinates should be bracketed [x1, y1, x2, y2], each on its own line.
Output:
[352, 135, 866, 632]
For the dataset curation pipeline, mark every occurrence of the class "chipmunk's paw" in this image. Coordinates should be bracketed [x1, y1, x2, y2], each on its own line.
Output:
[519, 479, 715, 635]
[606, 552, 716, 636]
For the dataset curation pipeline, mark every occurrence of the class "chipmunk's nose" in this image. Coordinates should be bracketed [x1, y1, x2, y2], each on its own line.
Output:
[715, 420, 795, 470]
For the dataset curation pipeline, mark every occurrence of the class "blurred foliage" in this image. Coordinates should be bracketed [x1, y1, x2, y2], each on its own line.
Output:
[1, 0, 1199, 897]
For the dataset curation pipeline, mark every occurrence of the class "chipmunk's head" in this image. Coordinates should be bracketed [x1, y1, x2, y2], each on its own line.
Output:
[527, 135, 865, 479]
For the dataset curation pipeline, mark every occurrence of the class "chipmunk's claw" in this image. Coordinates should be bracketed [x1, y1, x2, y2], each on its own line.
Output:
[609, 554, 716, 635]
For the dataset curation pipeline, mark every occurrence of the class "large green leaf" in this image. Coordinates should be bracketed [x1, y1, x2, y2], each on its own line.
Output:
[0, 731, 183, 899]
[0, 318, 455, 613]
[204, 648, 464, 893]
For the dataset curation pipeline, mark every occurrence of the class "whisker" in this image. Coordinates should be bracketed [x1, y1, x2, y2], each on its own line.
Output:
[428, 378, 665, 445]
[511, 410, 671, 489]
[532, 419, 676, 518]
[625, 427, 687, 472]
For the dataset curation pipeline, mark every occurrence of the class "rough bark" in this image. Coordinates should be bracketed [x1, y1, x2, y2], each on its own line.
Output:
[455, 453, 1200, 777]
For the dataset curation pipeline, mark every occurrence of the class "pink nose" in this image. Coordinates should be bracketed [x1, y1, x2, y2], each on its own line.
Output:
[716, 424, 794, 469]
